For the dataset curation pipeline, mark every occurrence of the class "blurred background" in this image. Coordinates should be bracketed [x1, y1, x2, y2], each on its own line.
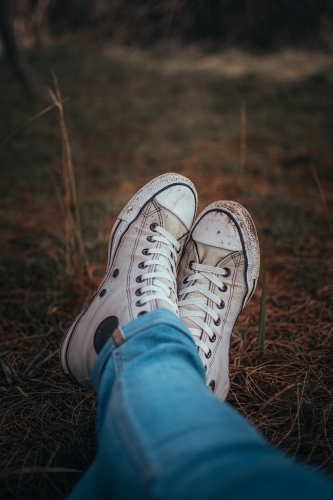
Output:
[1, 1, 333, 499]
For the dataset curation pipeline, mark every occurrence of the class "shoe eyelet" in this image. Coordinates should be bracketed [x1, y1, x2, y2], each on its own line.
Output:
[136, 300, 142, 307]
[217, 300, 225, 309]
[214, 317, 221, 326]
[189, 260, 195, 270]
[223, 268, 231, 277]
[112, 269, 119, 278]
[205, 349, 212, 359]
[204, 365, 207, 371]
[210, 334, 216, 343]
[219, 284, 227, 292]
[138, 311, 148, 317]
[136, 276, 143, 283]
[99, 289, 107, 297]
[150, 223, 157, 232]
[138, 262, 145, 269]
[142, 248, 149, 255]
[209, 380, 215, 391]
[183, 277, 188, 284]
[135, 288, 142, 296]
[147, 236, 155, 243]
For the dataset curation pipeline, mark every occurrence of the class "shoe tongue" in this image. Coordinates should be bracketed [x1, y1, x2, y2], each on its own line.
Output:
[153, 208, 187, 313]
[187, 244, 233, 294]
[160, 208, 188, 241]
[195, 242, 234, 268]
[180, 244, 236, 334]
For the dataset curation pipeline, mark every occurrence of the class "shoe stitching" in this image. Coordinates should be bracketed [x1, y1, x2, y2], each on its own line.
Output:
[207, 252, 243, 367]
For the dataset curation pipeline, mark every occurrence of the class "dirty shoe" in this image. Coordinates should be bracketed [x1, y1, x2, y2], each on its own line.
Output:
[60, 173, 197, 388]
[177, 201, 260, 400]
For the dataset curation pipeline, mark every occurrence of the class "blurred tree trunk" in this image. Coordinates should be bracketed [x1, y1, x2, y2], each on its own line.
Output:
[31, 0, 49, 49]
[0, 0, 49, 101]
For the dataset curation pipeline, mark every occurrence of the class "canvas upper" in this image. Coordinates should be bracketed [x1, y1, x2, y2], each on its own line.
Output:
[60, 173, 197, 388]
[177, 201, 260, 400]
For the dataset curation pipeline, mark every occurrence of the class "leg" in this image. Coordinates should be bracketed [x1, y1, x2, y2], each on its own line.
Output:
[61, 174, 332, 499]
[69, 309, 333, 500]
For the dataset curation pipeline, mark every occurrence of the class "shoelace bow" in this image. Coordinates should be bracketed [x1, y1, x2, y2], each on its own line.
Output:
[135, 223, 180, 315]
[178, 261, 230, 358]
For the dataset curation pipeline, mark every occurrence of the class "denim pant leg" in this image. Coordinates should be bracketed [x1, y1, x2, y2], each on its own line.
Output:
[68, 309, 333, 500]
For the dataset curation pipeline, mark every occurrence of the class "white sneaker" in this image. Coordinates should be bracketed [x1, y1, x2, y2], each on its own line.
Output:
[177, 201, 260, 400]
[60, 173, 197, 388]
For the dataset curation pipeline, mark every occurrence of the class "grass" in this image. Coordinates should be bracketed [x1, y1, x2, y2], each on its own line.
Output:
[0, 41, 333, 498]
[257, 264, 267, 357]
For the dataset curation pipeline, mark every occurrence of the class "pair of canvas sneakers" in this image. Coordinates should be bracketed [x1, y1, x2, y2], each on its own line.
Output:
[60, 173, 260, 400]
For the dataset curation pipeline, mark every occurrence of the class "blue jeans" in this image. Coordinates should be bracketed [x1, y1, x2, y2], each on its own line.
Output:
[68, 309, 333, 500]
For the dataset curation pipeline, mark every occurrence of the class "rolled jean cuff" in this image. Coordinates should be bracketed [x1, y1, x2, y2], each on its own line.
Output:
[91, 308, 196, 391]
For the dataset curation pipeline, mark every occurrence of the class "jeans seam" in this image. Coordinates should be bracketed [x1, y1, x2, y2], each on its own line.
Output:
[113, 349, 124, 376]
[112, 377, 160, 488]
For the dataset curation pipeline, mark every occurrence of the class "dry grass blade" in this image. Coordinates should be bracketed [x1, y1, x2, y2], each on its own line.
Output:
[309, 164, 333, 232]
[30, 379, 75, 393]
[291, 337, 333, 400]
[0, 98, 70, 149]
[48, 72, 89, 277]
[276, 375, 307, 447]
[0, 467, 82, 479]
[0, 357, 12, 384]
[239, 99, 247, 183]
[27, 349, 60, 375]
[24, 346, 48, 375]
[256, 382, 296, 416]
[257, 265, 267, 357]
[16, 386, 29, 397]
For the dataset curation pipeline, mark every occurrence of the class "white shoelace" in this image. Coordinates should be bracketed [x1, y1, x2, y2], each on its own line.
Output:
[135, 224, 180, 314]
[178, 262, 230, 357]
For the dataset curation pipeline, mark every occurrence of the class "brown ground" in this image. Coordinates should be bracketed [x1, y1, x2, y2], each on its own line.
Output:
[0, 42, 333, 498]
